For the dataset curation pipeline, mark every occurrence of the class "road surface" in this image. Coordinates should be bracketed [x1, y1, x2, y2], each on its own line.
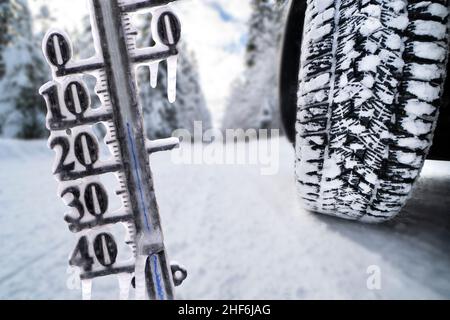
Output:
[0, 138, 449, 299]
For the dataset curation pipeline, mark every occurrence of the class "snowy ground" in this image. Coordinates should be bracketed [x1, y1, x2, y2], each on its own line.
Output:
[0, 138, 449, 299]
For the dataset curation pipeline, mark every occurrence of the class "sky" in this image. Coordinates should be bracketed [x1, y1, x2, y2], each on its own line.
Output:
[29, 0, 251, 127]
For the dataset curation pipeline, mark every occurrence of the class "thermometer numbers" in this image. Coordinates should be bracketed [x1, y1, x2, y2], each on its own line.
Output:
[50, 131, 99, 175]
[62, 182, 109, 225]
[70, 233, 118, 272]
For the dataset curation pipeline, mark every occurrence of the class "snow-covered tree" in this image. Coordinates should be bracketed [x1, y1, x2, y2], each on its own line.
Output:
[0, 0, 49, 139]
[0, 1, 14, 79]
[222, 0, 286, 133]
[136, 14, 212, 140]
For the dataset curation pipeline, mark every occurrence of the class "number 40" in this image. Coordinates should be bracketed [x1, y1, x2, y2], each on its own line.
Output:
[70, 233, 118, 272]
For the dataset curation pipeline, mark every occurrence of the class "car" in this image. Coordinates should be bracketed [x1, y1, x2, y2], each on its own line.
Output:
[279, 0, 450, 222]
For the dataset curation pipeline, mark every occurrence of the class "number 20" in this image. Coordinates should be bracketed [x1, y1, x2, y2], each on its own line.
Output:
[50, 131, 99, 175]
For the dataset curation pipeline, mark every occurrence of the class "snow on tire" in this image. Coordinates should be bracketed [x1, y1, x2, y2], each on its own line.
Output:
[295, 0, 449, 222]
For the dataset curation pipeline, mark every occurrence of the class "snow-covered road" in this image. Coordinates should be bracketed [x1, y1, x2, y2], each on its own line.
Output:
[0, 138, 449, 299]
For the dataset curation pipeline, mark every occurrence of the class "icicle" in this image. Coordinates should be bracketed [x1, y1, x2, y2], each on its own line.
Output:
[149, 61, 159, 88]
[81, 279, 93, 300]
[166, 55, 178, 103]
[134, 256, 147, 300]
[117, 273, 133, 300]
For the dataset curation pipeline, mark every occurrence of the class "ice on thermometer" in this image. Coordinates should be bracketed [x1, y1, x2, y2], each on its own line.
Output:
[39, 0, 186, 300]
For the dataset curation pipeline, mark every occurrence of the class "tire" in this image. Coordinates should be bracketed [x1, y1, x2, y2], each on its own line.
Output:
[295, 0, 450, 222]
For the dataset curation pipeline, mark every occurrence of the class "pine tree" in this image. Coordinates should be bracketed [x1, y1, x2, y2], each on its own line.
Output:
[0, 0, 15, 79]
[0, 0, 49, 139]
[222, 0, 287, 133]
[0, 0, 19, 134]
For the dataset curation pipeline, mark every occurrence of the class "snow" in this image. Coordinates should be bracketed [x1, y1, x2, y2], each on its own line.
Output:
[396, 151, 419, 166]
[309, 24, 332, 42]
[0, 138, 449, 299]
[313, 0, 334, 14]
[408, 63, 442, 81]
[412, 41, 447, 63]
[362, 5, 381, 18]
[359, 55, 381, 72]
[407, 80, 440, 102]
[146, 137, 179, 152]
[385, 33, 402, 50]
[360, 17, 382, 36]
[384, 15, 408, 31]
[401, 117, 433, 136]
[310, 8, 334, 28]
[412, 20, 447, 40]
[386, 1, 407, 14]
[398, 137, 429, 150]
[405, 100, 436, 116]
[302, 73, 330, 92]
[410, 3, 448, 20]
